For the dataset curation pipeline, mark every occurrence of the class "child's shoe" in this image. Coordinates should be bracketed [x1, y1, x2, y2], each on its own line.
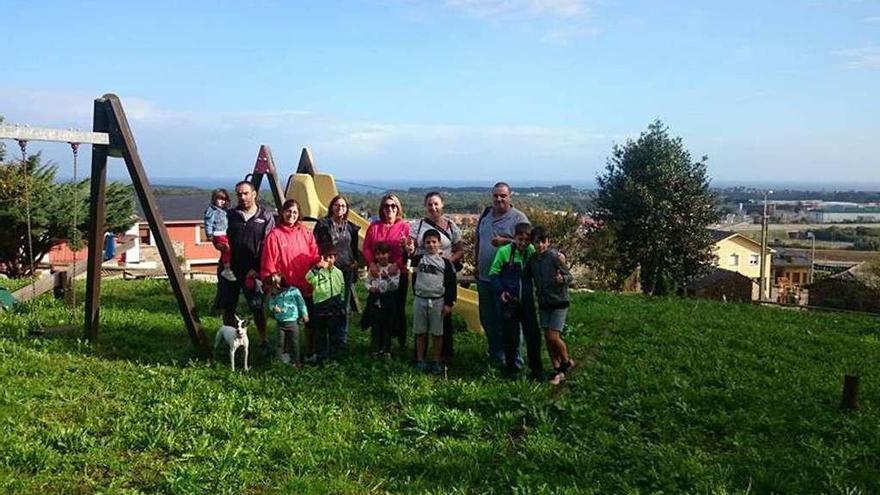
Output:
[430, 361, 445, 375]
[280, 353, 291, 364]
[415, 361, 428, 372]
[548, 372, 565, 385]
[559, 359, 576, 374]
[220, 267, 237, 282]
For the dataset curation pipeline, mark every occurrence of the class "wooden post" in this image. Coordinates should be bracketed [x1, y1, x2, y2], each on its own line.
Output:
[842, 374, 859, 410]
[103, 94, 210, 359]
[249, 145, 285, 210]
[84, 98, 110, 342]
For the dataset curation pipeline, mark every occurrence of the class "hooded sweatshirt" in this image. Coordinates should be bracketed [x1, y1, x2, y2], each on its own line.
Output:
[260, 223, 320, 298]
[530, 247, 573, 310]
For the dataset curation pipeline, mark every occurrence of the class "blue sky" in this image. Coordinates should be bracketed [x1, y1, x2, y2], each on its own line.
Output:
[2, 0, 879, 186]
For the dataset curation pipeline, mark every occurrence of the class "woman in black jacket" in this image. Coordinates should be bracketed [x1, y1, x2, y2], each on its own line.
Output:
[313, 194, 361, 350]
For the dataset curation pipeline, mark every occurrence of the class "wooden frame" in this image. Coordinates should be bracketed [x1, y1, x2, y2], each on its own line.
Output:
[246, 144, 286, 211]
[83, 94, 210, 357]
[1, 95, 210, 357]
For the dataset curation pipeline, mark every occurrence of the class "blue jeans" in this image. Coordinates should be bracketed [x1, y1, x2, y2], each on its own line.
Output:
[478, 280, 521, 368]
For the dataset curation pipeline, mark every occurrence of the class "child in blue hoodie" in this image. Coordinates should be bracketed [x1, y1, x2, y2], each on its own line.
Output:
[266, 273, 309, 367]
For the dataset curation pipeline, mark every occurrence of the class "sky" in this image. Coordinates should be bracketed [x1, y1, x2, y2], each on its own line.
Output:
[2, 0, 879, 187]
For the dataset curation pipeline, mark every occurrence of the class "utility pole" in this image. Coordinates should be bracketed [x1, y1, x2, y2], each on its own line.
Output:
[758, 190, 772, 301]
[807, 231, 816, 284]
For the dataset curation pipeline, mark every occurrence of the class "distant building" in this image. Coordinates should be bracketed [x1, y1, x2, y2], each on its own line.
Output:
[773, 249, 812, 287]
[808, 207, 880, 223]
[711, 230, 773, 290]
[687, 230, 774, 301]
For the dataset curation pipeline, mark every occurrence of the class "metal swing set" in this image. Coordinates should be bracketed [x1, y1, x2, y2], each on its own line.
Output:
[0, 94, 211, 357]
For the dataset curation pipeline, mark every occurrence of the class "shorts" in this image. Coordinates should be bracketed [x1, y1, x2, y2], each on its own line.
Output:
[539, 308, 568, 334]
[214, 268, 263, 313]
[412, 296, 444, 336]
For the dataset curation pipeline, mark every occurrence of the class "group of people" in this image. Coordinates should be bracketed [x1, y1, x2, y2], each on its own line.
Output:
[204, 180, 574, 383]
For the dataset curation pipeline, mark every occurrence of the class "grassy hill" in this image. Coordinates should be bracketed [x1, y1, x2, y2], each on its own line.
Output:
[1, 280, 878, 494]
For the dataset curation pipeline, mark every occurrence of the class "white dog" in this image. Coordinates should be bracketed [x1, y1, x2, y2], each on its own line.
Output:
[215, 315, 250, 371]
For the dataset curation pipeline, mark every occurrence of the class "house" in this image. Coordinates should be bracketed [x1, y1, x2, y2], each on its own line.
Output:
[808, 206, 880, 223]
[806, 261, 880, 313]
[711, 230, 773, 291]
[773, 249, 812, 287]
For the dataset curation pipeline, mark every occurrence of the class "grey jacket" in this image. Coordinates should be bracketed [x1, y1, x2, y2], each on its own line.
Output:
[530, 248, 573, 310]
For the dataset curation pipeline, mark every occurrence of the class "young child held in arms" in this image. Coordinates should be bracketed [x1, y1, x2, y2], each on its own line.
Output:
[306, 244, 347, 362]
[204, 188, 236, 282]
[490, 222, 544, 380]
[362, 241, 400, 358]
[411, 229, 457, 374]
[529, 226, 574, 385]
[265, 273, 308, 367]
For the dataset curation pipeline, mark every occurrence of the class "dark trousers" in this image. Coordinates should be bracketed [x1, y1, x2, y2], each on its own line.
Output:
[364, 291, 396, 354]
[370, 306, 395, 354]
[313, 311, 345, 360]
[441, 313, 454, 363]
[277, 320, 300, 363]
[392, 272, 409, 350]
[502, 302, 542, 375]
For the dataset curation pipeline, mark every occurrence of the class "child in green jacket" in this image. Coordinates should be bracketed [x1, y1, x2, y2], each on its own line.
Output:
[306, 244, 347, 362]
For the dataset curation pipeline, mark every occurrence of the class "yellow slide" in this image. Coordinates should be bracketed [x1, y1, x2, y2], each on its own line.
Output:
[285, 172, 484, 332]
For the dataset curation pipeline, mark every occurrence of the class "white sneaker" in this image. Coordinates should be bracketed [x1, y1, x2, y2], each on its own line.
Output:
[221, 268, 237, 282]
[280, 353, 291, 364]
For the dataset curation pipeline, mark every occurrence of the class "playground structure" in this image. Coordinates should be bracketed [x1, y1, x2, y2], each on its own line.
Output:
[1, 94, 211, 357]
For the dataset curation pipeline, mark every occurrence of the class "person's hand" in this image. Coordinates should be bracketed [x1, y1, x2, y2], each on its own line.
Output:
[500, 291, 511, 303]
[442, 304, 453, 317]
[491, 236, 510, 247]
[404, 237, 416, 254]
[349, 261, 358, 271]
[273, 305, 281, 314]
[398, 236, 408, 249]
[301, 315, 309, 324]
[368, 262, 380, 278]
[316, 259, 329, 269]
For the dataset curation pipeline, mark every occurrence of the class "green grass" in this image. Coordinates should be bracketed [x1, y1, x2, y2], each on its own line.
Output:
[1, 280, 879, 494]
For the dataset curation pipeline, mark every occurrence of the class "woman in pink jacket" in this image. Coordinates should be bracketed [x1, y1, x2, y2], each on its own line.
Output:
[261, 199, 320, 359]
[362, 193, 411, 352]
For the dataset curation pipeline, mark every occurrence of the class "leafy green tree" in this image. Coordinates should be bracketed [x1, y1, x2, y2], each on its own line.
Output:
[0, 152, 135, 278]
[595, 120, 718, 295]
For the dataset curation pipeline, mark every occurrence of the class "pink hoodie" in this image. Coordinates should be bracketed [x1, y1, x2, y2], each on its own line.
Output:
[260, 222, 320, 298]
[362, 220, 411, 270]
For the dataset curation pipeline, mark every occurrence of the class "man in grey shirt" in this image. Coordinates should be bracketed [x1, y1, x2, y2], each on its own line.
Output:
[475, 182, 529, 367]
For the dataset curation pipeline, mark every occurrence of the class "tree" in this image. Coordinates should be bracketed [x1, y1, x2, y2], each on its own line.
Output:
[0, 152, 135, 278]
[595, 120, 718, 295]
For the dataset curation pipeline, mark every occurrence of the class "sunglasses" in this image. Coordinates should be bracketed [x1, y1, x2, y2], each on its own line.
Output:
[382, 203, 398, 209]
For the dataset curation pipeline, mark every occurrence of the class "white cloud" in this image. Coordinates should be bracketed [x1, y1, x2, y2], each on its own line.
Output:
[0, 88, 613, 182]
[430, 0, 599, 43]
[863, 16, 880, 23]
[445, 0, 588, 19]
[835, 44, 880, 69]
